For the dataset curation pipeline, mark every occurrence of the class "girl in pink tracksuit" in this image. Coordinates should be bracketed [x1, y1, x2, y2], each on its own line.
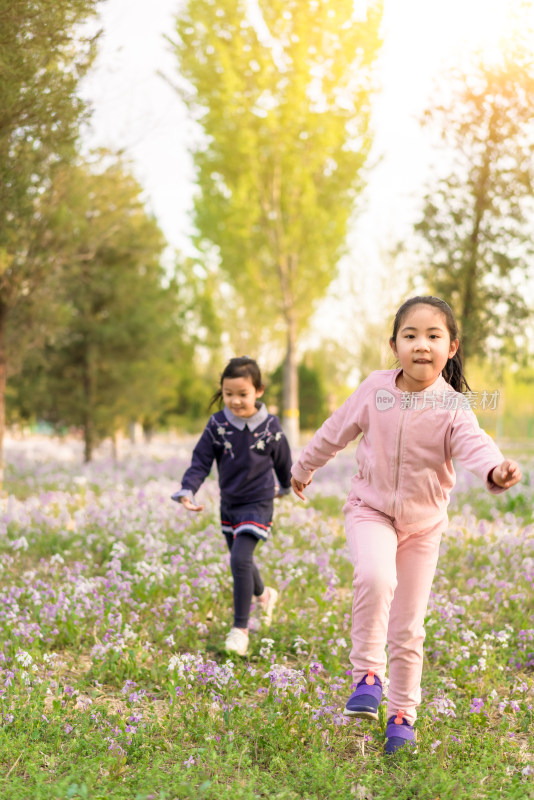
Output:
[291, 296, 522, 753]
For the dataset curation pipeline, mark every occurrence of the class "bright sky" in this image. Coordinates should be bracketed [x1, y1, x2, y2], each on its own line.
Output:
[80, 0, 533, 347]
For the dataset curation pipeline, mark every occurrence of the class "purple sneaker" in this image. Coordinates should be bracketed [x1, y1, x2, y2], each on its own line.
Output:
[343, 670, 382, 720]
[385, 711, 417, 754]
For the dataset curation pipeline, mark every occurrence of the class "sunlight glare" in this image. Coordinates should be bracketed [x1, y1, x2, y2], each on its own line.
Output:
[434, 0, 533, 64]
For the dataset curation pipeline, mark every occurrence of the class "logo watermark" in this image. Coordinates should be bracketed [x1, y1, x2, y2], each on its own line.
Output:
[375, 389, 500, 411]
[375, 389, 396, 411]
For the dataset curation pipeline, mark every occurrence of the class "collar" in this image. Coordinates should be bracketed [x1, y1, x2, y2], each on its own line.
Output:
[391, 368, 448, 395]
[223, 403, 269, 431]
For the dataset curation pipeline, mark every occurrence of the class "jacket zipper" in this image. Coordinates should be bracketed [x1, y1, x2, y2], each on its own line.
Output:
[391, 409, 406, 517]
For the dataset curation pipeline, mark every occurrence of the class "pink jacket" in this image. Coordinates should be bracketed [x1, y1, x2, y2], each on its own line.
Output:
[291, 369, 505, 532]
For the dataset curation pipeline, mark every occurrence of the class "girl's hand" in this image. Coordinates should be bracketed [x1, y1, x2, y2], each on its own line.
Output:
[291, 476, 311, 500]
[491, 460, 522, 489]
[180, 496, 204, 512]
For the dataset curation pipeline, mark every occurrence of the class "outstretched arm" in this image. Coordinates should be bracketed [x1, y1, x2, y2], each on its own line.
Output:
[291, 386, 365, 492]
[450, 408, 519, 494]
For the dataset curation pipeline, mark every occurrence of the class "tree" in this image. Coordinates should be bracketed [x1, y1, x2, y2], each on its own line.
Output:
[414, 50, 534, 362]
[0, 0, 100, 480]
[170, 0, 383, 445]
[8, 157, 175, 461]
[157, 256, 227, 427]
[269, 359, 327, 431]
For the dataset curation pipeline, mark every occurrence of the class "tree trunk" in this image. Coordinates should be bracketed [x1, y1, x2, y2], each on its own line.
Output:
[111, 431, 119, 463]
[82, 342, 94, 463]
[282, 315, 299, 450]
[461, 134, 493, 362]
[0, 302, 6, 491]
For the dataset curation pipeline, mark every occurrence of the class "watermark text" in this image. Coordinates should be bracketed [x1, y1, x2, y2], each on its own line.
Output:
[374, 389, 500, 411]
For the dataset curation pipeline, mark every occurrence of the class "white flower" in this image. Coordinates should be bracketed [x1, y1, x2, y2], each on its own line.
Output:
[259, 638, 275, 658]
[123, 624, 137, 642]
[168, 652, 204, 676]
[275, 432, 282, 440]
[16, 650, 33, 667]
[256, 440, 266, 450]
[11, 536, 29, 551]
[110, 542, 127, 560]
[224, 441, 232, 450]
[217, 426, 226, 435]
[293, 635, 309, 656]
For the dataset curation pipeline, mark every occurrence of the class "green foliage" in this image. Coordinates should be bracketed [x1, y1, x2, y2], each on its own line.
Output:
[172, 0, 382, 324]
[0, 0, 99, 251]
[269, 342, 356, 430]
[7, 157, 179, 459]
[415, 44, 534, 362]
[0, 0, 100, 309]
[0, 0, 102, 478]
[460, 358, 534, 440]
[500, 364, 534, 440]
[163, 258, 227, 424]
[269, 360, 327, 430]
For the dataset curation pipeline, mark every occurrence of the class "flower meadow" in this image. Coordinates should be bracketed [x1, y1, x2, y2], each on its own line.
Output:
[0, 436, 532, 800]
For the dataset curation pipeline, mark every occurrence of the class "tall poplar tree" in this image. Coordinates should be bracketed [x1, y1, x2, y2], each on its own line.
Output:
[171, 0, 382, 445]
[415, 50, 534, 362]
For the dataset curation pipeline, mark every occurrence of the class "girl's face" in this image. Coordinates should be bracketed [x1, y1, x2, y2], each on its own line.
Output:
[222, 375, 264, 418]
[390, 304, 459, 392]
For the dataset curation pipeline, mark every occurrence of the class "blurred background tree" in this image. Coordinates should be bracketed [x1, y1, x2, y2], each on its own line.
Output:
[8, 157, 176, 461]
[0, 0, 101, 477]
[170, 0, 383, 446]
[414, 46, 534, 363]
[268, 339, 357, 431]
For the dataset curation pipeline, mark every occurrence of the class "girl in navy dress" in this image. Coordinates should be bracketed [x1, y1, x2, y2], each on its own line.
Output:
[173, 357, 292, 655]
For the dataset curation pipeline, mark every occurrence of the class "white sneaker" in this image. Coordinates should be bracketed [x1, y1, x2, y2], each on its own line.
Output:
[225, 627, 249, 656]
[260, 587, 278, 628]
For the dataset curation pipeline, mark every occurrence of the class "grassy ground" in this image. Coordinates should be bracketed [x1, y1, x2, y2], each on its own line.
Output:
[0, 440, 532, 799]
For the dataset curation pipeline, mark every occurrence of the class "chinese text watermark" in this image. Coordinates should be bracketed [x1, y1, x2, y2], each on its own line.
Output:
[375, 389, 500, 411]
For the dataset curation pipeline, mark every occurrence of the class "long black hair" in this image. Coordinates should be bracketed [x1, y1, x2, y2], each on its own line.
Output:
[209, 356, 264, 409]
[390, 296, 471, 393]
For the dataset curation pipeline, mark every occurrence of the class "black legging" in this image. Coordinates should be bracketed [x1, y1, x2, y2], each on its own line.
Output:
[223, 532, 265, 628]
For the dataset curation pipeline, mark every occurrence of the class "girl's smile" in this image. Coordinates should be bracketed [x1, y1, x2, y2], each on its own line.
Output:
[390, 304, 459, 392]
[222, 376, 264, 418]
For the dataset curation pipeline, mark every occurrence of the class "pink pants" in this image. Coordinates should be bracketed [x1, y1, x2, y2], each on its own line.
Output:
[343, 499, 445, 724]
